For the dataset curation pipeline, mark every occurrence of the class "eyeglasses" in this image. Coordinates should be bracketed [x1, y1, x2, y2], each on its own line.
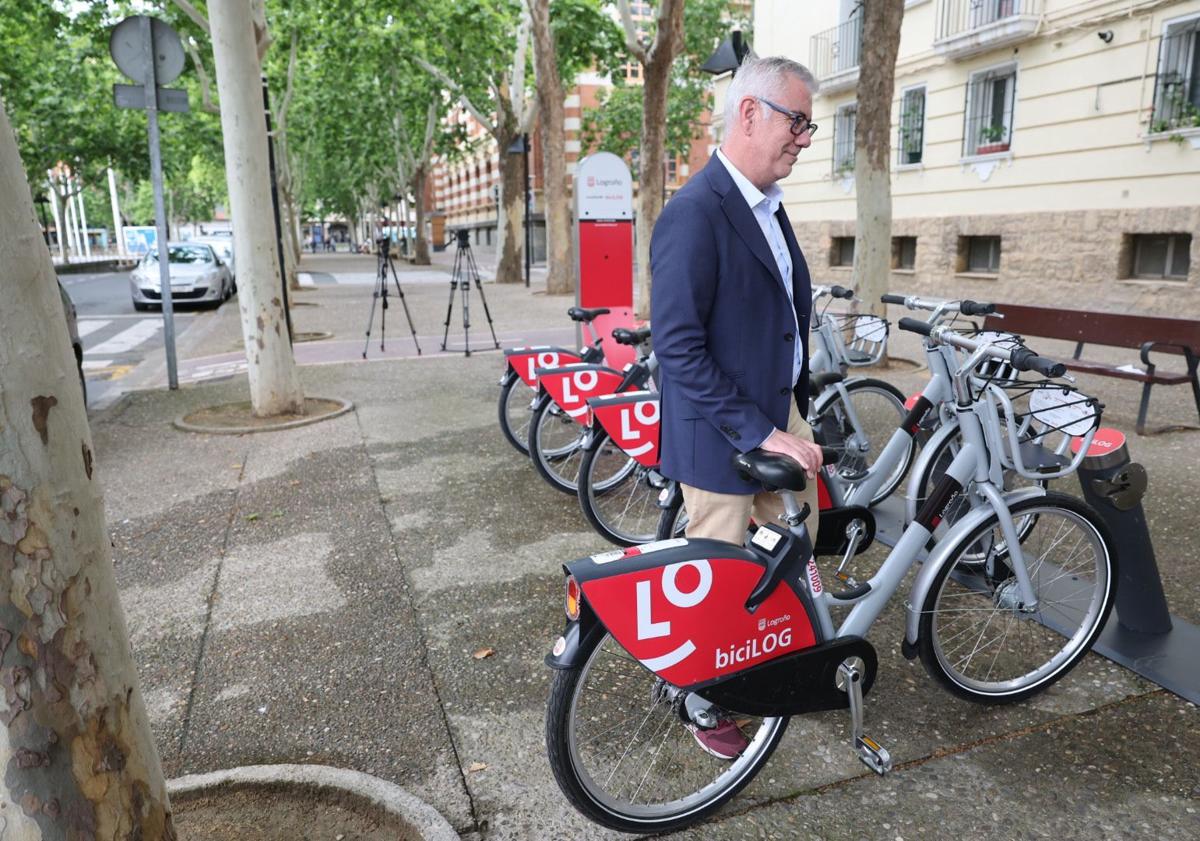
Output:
[757, 97, 818, 137]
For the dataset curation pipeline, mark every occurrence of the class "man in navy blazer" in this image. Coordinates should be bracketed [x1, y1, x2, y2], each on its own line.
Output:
[651, 56, 823, 555]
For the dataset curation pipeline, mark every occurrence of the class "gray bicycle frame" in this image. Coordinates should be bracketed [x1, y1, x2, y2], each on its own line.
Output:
[779, 346, 1046, 642]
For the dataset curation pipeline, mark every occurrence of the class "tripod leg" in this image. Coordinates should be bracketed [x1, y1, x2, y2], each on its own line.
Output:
[462, 269, 471, 357]
[466, 248, 501, 349]
[363, 262, 387, 358]
[387, 256, 422, 355]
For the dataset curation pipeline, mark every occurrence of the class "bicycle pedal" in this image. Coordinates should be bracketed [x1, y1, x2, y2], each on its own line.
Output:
[855, 735, 892, 775]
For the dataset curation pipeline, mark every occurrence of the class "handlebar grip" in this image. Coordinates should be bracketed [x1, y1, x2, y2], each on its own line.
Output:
[880, 293, 906, 305]
[897, 317, 933, 336]
[959, 299, 996, 316]
[830, 285, 854, 299]
[821, 447, 841, 466]
[1010, 347, 1066, 378]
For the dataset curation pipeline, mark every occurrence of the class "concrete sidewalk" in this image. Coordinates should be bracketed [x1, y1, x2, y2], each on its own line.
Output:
[93, 261, 1198, 839]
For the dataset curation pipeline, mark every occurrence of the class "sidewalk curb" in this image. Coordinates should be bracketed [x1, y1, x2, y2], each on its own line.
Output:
[172, 396, 354, 435]
[167, 764, 461, 840]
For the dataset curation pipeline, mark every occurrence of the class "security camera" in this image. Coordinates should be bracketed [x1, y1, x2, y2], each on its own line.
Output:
[1098, 30, 1114, 43]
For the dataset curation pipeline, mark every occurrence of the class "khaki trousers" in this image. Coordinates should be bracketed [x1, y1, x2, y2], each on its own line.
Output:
[682, 401, 820, 548]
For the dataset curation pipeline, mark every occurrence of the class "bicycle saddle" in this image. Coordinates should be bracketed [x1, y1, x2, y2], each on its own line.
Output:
[733, 450, 808, 492]
[807, 371, 845, 397]
[612, 326, 652, 346]
[567, 306, 611, 323]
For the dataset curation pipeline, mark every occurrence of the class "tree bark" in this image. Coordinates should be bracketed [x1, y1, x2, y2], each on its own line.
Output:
[1, 103, 176, 841]
[209, 0, 304, 416]
[853, 0, 905, 319]
[412, 167, 431, 265]
[496, 126, 525, 284]
[528, 0, 573, 295]
[619, 0, 685, 318]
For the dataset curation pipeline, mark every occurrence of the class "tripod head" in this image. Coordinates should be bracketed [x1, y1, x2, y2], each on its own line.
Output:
[377, 235, 392, 260]
[455, 228, 471, 250]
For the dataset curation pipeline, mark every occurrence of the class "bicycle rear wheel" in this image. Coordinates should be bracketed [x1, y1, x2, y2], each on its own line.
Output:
[917, 492, 1116, 704]
[546, 630, 787, 834]
[498, 376, 535, 455]
[528, 397, 587, 494]
[577, 432, 661, 546]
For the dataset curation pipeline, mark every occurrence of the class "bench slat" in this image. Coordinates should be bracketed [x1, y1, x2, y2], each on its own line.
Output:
[985, 304, 1200, 355]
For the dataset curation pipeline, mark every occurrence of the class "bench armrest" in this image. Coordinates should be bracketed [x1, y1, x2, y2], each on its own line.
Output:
[1139, 340, 1199, 369]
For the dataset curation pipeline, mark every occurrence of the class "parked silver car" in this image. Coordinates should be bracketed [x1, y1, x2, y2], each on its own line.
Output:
[190, 236, 236, 290]
[129, 242, 233, 311]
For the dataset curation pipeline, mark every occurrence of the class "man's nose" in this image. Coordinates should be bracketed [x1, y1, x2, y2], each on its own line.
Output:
[792, 131, 811, 150]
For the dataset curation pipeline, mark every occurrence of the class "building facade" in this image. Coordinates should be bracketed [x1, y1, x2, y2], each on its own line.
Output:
[748, 0, 1200, 316]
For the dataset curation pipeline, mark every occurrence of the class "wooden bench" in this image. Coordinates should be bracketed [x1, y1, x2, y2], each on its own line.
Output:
[982, 303, 1200, 435]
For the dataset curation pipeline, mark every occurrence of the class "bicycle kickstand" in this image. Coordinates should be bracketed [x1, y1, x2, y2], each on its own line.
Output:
[838, 660, 892, 775]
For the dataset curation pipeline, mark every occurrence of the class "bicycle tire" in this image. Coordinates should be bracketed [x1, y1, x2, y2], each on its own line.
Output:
[528, 396, 587, 494]
[546, 630, 788, 834]
[655, 493, 687, 541]
[498, 376, 535, 455]
[577, 431, 660, 546]
[813, 378, 912, 506]
[917, 492, 1116, 704]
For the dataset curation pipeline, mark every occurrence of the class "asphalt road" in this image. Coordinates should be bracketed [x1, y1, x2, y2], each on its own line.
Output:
[58, 270, 228, 410]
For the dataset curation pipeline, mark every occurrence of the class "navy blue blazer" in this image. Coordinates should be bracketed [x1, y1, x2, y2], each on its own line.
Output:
[649, 153, 812, 494]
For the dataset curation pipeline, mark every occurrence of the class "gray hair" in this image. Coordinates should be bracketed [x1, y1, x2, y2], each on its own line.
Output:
[723, 56, 819, 129]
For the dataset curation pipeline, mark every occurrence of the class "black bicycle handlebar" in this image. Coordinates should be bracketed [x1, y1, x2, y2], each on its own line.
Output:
[959, 300, 996, 316]
[880, 293, 906, 305]
[830, 285, 854, 300]
[1009, 346, 1067, 378]
[897, 316, 933, 336]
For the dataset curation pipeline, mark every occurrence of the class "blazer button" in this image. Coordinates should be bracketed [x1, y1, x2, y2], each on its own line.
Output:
[784, 333, 794, 342]
[779, 387, 790, 395]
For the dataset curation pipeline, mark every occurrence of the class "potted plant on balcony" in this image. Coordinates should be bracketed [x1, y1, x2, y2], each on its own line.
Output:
[976, 123, 1009, 155]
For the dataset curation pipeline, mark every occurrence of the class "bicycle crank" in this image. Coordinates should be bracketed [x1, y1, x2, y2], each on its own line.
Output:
[837, 659, 892, 776]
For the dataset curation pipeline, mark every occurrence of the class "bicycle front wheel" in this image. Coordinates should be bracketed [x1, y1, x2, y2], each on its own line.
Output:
[546, 630, 787, 834]
[917, 492, 1116, 704]
[528, 397, 587, 494]
[813, 378, 911, 505]
[577, 432, 660, 546]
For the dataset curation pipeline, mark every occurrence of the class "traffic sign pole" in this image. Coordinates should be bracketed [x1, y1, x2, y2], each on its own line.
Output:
[141, 16, 178, 389]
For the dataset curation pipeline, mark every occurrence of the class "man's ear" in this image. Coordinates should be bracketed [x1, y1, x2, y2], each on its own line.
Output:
[738, 96, 757, 136]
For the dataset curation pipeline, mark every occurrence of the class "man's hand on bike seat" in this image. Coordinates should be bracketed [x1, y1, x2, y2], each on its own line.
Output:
[760, 429, 823, 478]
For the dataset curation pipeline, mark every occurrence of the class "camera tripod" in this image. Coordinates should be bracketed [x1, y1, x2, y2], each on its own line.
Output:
[441, 229, 499, 357]
[363, 236, 422, 358]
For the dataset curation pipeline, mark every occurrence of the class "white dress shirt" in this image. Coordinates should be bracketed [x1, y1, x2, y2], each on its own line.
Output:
[715, 148, 803, 387]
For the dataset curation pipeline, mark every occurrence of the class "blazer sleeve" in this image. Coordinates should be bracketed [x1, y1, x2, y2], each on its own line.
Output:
[650, 196, 776, 451]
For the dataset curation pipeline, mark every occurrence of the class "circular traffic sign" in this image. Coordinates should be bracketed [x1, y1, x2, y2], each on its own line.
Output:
[109, 16, 186, 86]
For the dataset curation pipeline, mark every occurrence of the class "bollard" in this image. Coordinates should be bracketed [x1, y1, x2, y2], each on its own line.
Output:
[1071, 428, 1172, 635]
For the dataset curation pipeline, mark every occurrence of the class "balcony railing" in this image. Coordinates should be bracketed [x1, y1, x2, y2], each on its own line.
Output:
[1150, 21, 1200, 133]
[934, 0, 1042, 60]
[810, 15, 863, 94]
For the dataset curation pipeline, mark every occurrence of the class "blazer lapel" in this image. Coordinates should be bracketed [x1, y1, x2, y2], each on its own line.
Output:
[703, 155, 786, 293]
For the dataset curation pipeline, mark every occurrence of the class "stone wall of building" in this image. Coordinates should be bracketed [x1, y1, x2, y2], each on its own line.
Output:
[793, 206, 1200, 318]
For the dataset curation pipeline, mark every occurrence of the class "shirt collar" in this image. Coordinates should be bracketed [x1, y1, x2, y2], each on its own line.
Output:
[716, 148, 783, 214]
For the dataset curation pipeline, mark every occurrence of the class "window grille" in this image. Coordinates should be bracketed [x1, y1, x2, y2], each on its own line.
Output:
[832, 237, 855, 267]
[833, 103, 857, 175]
[898, 87, 926, 165]
[963, 66, 1016, 156]
[965, 236, 1001, 273]
[1151, 19, 1200, 132]
[1133, 234, 1192, 279]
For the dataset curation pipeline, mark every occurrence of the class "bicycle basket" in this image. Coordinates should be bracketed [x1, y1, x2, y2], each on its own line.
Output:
[985, 380, 1103, 479]
[834, 314, 889, 367]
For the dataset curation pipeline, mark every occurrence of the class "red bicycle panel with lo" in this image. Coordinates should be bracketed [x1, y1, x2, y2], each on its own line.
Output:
[588, 391, 660, 467]
[536, 364, 627, 426]
[505, 346, 583, 389]
[581, 554, 818, 689]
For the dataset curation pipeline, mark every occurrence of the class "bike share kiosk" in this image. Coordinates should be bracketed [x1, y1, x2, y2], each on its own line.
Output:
[1072, 429, 1200, 703]
[574, 152, 637, 370]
